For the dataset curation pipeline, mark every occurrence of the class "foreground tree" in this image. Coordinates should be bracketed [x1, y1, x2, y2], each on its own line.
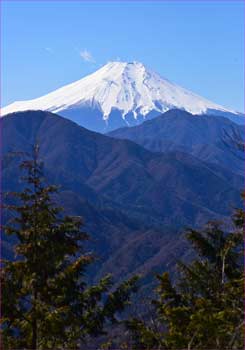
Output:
[126, 205, 244, 349]
[1, 146, 138, 350]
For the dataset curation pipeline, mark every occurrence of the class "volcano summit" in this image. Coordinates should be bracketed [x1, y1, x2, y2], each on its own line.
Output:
[2, 61, 242, 131]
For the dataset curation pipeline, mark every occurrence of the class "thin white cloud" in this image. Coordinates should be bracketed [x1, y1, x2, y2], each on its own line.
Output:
[44, 47, 54, 54]
[80, 49, 95, 63]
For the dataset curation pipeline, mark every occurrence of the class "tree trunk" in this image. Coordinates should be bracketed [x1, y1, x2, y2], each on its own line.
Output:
[31, 316, 37, 350]
[31, 289, 38, 350]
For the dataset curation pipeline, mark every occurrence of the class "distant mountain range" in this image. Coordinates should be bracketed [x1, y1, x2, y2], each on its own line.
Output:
[2, 61, 244, 132]
[108, 109, 245, 176]
[2, 109, 244, 286]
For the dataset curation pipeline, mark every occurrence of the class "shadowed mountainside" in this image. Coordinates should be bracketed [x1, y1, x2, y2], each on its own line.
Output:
[108, 109, 244, 176]
[2, 110, 243, 285]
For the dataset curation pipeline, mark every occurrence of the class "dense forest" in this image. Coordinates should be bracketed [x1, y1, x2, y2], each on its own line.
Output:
[1, 147, 244, 349]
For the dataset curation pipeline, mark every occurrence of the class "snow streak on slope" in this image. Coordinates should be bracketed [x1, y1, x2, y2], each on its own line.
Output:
[1, 61, 237, 119]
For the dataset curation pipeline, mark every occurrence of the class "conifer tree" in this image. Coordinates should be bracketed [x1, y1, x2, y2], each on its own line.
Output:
[1, 146, 138, 350]
[126, 204, 244, 350]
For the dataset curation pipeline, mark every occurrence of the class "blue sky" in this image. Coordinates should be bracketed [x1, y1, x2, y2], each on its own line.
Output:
[2, 1, 244, 112]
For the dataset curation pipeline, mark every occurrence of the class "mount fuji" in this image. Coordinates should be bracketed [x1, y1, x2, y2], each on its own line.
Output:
[2, 61, 243, 132]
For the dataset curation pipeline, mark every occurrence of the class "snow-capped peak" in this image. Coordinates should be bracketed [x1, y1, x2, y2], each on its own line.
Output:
[1, 61, 237, 120]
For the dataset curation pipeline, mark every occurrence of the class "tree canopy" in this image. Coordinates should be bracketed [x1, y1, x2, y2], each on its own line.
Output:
[1, 146, 138, 350]
[126, 204, 244, 350]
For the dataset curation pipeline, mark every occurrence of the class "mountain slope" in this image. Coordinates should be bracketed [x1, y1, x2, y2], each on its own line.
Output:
[2, 62, 242, 132]
[2, 111, 243, 283]
[108, 109, 245, 176]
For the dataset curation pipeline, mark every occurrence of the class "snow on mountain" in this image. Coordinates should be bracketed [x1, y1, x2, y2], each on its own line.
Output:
[1, 61, 240, 130]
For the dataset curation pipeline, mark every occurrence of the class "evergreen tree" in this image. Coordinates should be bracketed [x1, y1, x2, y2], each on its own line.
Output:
[126, 205, 244, 349]
[1, 146, 138, 350]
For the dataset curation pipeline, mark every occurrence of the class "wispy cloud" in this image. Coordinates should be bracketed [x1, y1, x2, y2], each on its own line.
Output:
[80, 49, 95, 63]
[44, 47, 54, 54]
